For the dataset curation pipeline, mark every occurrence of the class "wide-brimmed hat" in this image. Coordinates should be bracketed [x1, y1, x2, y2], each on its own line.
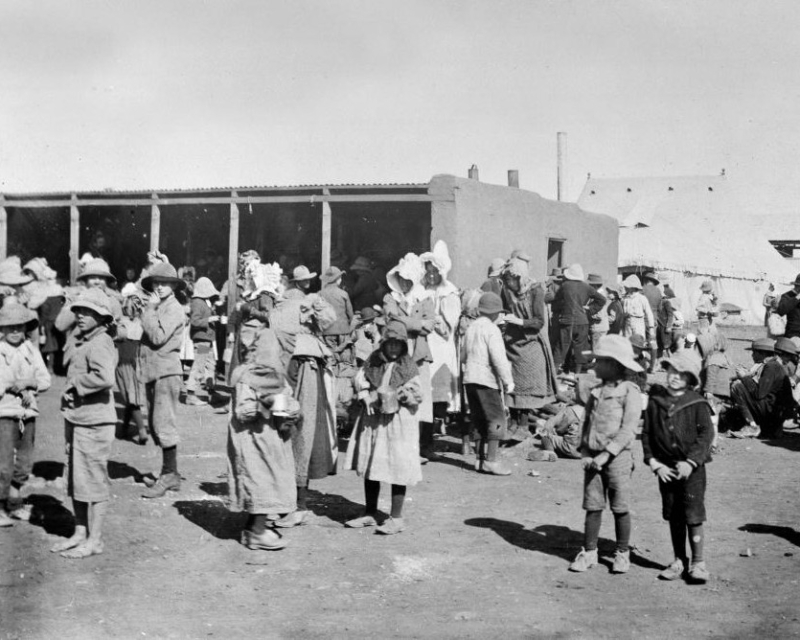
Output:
[192, 277, 219, 299]
[291, 265, 317, 282]
[587, 273, 603, 286]
[77, 259, 116, 285]
[0, 258, 34, 286]
[359, 307, 380, 322]
[623, 274, 642, 290]
[641, 271, 660, 285]
[70, 288, 115, 320]
[592, 334, 643, 372]
[350, 257, 373, 273]
[746, 337, 775, 353]
[141, 262, 185, 292]
[700, 280, 713, 293]
[661, 350, 702, 386]
[488, 258, 506, 278]
[478, 292, 503, 315]
[0, 300, 39, 330]
[321, 266, 345, 285]
[563, 263, 585, 281]
[774, 337, 799, 357]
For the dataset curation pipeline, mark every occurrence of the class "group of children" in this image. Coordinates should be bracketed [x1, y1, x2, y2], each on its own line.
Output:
[0, 249, 723, 584]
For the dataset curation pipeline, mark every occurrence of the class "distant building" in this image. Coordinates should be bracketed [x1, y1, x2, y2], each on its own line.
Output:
[1, 173, 618, 292]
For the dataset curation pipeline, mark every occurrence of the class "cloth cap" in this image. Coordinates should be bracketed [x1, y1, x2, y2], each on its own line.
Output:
[623, 274, 642, 290]
[192, 277, 219, 299]
[477, 292, 503, 315]
[0, 257, 34, 286]
[592, 334, 643, 372]
[563, 263, 585, 281]
[142, 262, 185, 292]
[746, 337, 775, 353]
[661, 350, 702, 386]
[77, 258, 116, 285]
[488, 258, 506, 278]
[774, 337, 799, 357]
[0, 300, 39, 329]
[321, 266, 345, 285]
[587, 273, 603, 286]
[350, 256, 373, 272]
[382, 319, 409, 343]
[291, 265, 317, 282]
[71, 288, 115, 319]
[700, 280, 713, 293]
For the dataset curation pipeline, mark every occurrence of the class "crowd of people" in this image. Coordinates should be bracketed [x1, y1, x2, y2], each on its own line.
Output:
[1, 242, 799, 585]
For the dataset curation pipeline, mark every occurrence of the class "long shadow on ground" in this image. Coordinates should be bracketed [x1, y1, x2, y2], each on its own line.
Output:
[464, 518, 663, 570]
[740, 523, 800, 547]
[31, 461, 64, 482]
[26, 494, 75, 538]
[307, 488, 365, 526]
[761, 431, 800, 453]
[173, 500, 242, 541]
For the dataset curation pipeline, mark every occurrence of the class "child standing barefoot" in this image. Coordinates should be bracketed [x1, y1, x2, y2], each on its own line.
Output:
[569, 335, 642, 574]
[52, 289, 118, 558]
[345, 320, 422, 534]
[643, 351, 714, 583]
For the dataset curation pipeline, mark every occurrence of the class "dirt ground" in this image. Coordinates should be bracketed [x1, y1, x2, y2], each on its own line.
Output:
[2, 325, 800, 640]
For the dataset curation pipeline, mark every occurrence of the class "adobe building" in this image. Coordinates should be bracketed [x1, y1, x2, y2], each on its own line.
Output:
[0, 173, 618, 293]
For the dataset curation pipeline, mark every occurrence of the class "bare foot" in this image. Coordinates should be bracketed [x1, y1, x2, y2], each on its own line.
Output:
[50, 530, 87, 553]
[60, 539, 104, 559]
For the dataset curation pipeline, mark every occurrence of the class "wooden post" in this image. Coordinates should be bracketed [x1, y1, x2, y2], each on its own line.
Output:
[321, 189, 331, 272]
[0, 196, 7, 261]
[70, 194, 80, 284]
[227, 191, 240, 319]
[150, 193, 161, 252]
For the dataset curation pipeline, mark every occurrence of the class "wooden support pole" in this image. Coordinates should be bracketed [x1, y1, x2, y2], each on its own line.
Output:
[70, 194, 80, 284]
[0, 196, 7, 261]
[321, 188, 332, 273]
[150, 193, 161, 252]
[227, 191, 240, 319]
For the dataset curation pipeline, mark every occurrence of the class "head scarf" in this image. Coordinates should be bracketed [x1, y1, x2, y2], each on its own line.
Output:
[386, 253, 428, 306]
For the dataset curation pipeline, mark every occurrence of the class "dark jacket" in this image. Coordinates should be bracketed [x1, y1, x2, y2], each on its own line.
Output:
[189, 298, 214, 342]
[776, 291, 800, 338]
[553, 280, 606, 326]
[642, 385, 713, 467]
[320, 284, 354, 336]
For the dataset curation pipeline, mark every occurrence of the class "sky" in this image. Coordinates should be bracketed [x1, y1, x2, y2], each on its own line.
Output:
[1, 0, 798, 213]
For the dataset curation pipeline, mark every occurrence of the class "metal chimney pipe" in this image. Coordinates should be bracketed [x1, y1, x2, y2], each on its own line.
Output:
[557, 132, 567, 201]
[507, 170, 519, 188]
[468, 164, 479, 181]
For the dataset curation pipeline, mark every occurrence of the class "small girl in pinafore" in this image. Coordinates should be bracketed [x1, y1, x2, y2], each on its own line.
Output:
[116, 284, 148, 444]
[345, 320, 422, 535]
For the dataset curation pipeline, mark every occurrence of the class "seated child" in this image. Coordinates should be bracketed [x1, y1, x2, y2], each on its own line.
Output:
[643, 350, 713, 583]
[569, 335, 642, 574]
[0, 302, 51, 526]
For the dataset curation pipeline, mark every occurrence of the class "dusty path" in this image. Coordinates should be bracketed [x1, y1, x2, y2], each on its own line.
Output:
[2, 366, 800, 639]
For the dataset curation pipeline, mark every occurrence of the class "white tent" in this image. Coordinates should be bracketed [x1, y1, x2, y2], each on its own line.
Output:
[577, 175, 797, 325]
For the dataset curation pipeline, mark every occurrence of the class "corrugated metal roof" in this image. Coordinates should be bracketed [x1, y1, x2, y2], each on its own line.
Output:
[1, 182, 429, 198]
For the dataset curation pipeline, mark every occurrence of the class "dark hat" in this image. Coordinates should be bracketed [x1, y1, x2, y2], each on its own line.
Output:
[774, 337, 799, 357]
[628, 333, 647, 351]
[291, 265, 317, 282]
[350, 257, 373, 273]
[746, 337, 775, 353]
[587, 273, 603, 286]
[142, 262, 185, 292]
[320, 266, 345, 285]
[359, 307, 380, 322]
[641, 271, 659, 284]
[477, 292, 503, 315]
